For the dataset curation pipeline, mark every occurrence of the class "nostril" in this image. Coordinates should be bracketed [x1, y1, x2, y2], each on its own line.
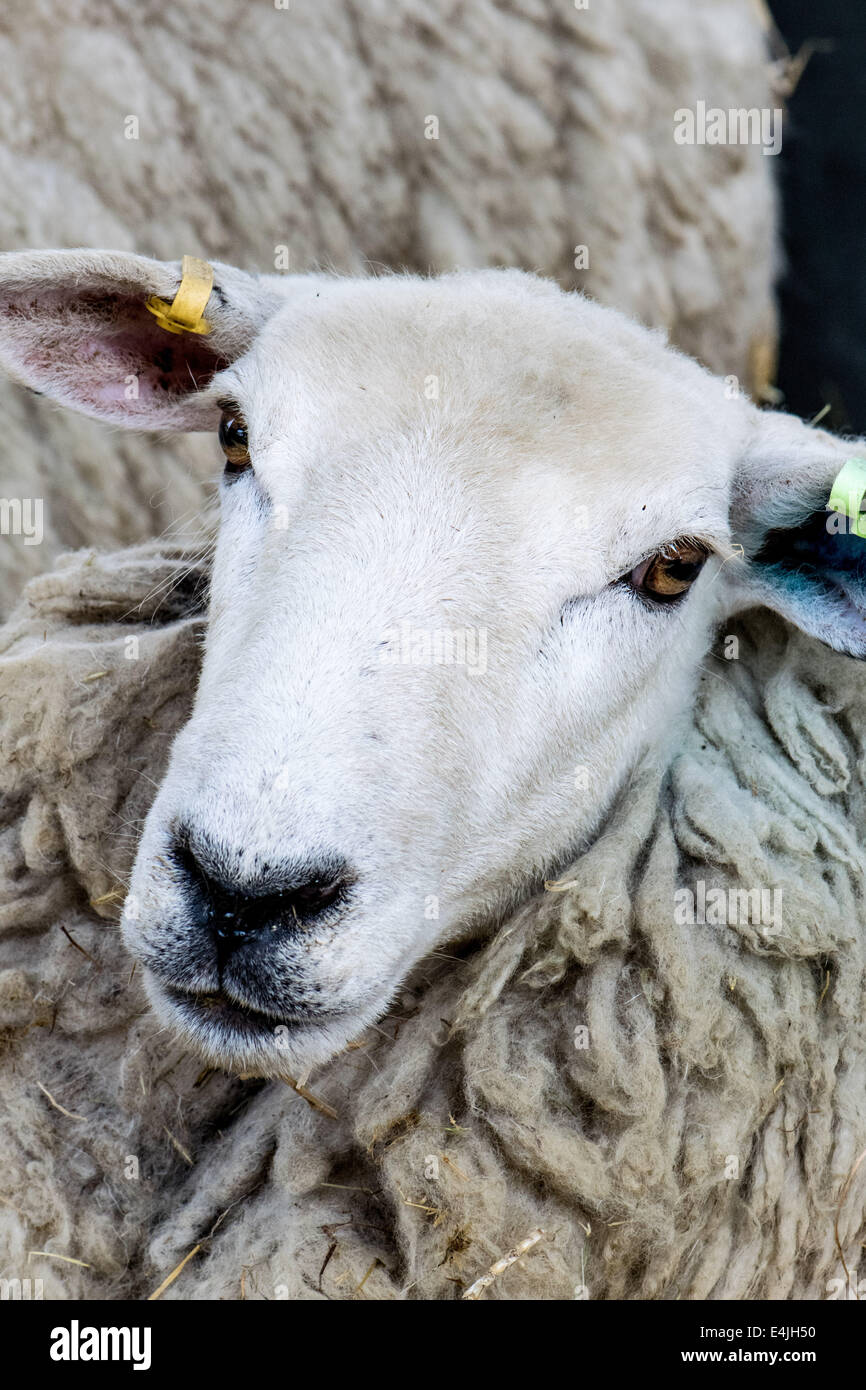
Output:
[168, 830, 352, 948]
[282, 873, 347, 918]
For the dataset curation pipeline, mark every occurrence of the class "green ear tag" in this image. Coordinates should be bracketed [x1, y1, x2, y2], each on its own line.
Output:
[828, 457, 866, 539]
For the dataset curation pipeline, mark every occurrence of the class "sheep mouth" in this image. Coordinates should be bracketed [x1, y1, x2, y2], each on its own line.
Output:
[160, 983, 343, 1042]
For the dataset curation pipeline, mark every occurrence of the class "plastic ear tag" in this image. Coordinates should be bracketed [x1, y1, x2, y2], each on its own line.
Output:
[145, 255, 214, 335]
[827, 457, 866, 539]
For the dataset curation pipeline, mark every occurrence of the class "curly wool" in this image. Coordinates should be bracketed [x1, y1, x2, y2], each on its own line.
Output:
[0, 0, 779, 611]
[1, 543, 864, 1300]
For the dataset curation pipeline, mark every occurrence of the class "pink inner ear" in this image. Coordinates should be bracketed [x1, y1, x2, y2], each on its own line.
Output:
[81, 323, 222, 408]
[1, 287, 226, 427]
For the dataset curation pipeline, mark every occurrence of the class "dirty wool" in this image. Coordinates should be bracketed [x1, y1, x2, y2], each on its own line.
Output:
[1, 540, 863, 1299]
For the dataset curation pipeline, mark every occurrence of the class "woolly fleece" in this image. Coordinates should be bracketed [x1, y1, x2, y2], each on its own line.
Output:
[1, 542, 863, 1300]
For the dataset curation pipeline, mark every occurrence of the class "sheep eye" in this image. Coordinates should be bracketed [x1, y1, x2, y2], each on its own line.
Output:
[628, 539, 709, 605]
[218, 406, 251, 474]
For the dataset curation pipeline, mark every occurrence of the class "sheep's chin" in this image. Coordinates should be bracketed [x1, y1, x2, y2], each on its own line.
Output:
[143, 972, 378, 1076]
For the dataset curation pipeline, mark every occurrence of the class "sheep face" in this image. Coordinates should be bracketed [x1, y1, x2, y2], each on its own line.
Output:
[1, 254, 861, 1076]
[121, 272, 750, 1075]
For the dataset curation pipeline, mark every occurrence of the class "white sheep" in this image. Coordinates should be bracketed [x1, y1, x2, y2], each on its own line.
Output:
[0, 249, 864, 1299]
[0, 0, 778, 612]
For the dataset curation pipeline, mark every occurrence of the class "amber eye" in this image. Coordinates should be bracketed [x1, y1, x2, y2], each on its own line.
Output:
[628, 539, 709, 605]
[218, 406, 251, 474]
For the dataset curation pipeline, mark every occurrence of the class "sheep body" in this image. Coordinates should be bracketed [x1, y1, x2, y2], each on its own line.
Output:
[1, 0, 839, 1304]
[1, 542, 864, 1300]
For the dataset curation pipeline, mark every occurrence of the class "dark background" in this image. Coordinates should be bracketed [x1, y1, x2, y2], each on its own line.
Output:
[770, 0, 866, 432]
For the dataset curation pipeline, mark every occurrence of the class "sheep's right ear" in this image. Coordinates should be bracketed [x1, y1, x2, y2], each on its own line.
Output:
[725, 410, 866, 658]
[0, 249, 284, 431]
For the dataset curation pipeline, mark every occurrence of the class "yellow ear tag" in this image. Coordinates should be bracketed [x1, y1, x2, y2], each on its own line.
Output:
[827, 457, 866, 539]
[145, 255, 214, 335]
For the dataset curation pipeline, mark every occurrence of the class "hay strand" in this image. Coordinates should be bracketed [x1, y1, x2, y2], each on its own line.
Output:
[28, 1251, 91, 1268]
[147, 1243, 202, 1301]
[462, 1228, 545, 1300]
[833, 1145, 866, 1298]
[36, 1080, 85, 1121]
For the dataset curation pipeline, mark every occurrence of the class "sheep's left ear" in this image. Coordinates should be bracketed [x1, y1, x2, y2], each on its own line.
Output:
[0, 249, 285, 430]
[725, 410, 866, 658]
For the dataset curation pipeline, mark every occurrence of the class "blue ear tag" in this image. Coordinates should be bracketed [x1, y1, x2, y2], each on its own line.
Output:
[827, 458, 866, 539]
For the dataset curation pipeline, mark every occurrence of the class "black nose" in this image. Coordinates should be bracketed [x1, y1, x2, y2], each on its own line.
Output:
[170, 833, 351, 957]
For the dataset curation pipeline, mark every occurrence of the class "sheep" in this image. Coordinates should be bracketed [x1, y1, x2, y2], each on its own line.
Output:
[0, 0, 779, 614]
[0, 251, 865, 1301]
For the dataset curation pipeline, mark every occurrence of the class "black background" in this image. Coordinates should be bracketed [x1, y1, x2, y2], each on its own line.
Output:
[770, 0, 866, 432]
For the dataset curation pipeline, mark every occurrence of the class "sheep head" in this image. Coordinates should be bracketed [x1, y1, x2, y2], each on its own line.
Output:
[0, 250, 863, 1076]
